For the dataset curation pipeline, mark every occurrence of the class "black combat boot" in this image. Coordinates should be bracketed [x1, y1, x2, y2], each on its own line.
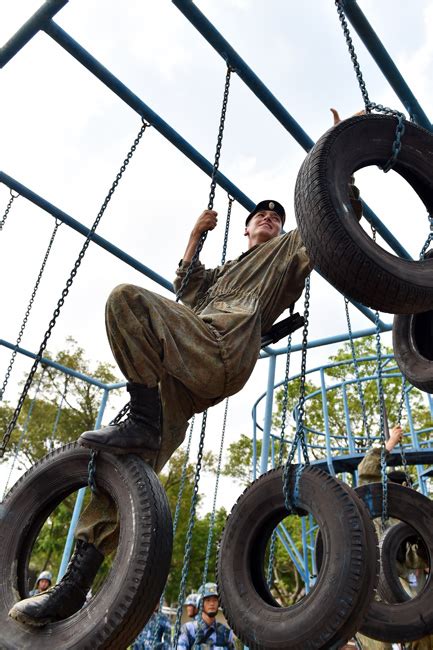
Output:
[79, 383, 161, 457]
[9, 540, 104, 627]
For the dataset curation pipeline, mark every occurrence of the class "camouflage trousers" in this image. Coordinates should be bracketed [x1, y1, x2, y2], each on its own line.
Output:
[357, 634, 433, 649]
[75, 283, 234, 555]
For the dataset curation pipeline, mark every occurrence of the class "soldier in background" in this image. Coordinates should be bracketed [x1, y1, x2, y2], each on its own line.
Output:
[356, 425, 432, 650]
[184, 593, 199, 620]
[29, 571, 52, 597]
[132, 603, 172, 650]
[177, 583, 234, 649]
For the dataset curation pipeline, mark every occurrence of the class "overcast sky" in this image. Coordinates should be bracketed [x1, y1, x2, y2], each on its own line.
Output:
[1, 0, 433, 508]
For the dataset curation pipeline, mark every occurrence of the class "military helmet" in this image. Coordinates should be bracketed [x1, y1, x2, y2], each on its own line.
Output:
[197, 582, 219, 607]
[184, 592, 199, 607]
[36, 570, 52, 584]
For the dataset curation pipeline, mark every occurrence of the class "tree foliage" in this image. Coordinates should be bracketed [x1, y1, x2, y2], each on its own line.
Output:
[1, 337, 119, 469]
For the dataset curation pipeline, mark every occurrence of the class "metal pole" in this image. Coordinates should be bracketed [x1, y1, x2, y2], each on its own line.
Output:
[172, 0, 413, 260]
[259, 354, 276, 475]
[0, 0, 68, 68]
[0, 172, 174, 294]
[342, 0, 432, 131]
[57, 388, 109, 581]
[342, 383, 356, 455]
[43, 20, 255, 214]
[320, 368, 336, 476]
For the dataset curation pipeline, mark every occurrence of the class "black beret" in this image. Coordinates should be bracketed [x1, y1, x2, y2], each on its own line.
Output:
[245, 200, 286, 226]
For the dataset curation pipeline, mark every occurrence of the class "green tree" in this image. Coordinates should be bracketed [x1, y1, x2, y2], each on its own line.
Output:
[0, 337, 120, 468]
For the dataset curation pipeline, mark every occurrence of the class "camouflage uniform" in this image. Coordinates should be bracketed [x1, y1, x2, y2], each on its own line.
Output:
[177, 618, 234, 649]
[132, 610, 172, 649]
[356, 448, 432, 650]
[75, 229, 311, 554]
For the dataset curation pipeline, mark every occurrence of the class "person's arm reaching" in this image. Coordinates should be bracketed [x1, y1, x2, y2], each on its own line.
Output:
[174, 209, 220, 308]
[358, 425, 403, 485]
[182, 210, 218, 263]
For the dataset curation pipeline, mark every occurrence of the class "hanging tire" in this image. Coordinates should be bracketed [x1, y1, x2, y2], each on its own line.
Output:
[0, 442, 173, 650]
[217, 466, 377, 650]
[355, 482, 433, 641]
[314, 477, 379, 643]
[294, 114, 433, 314]
[377, 522, 428, 604]
[393, 251, 433, 392]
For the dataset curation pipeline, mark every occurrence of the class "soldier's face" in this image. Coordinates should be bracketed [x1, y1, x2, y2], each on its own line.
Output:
[186, 605, 197, 618]
[245, 210, 282, 246]
[203, 595, 219, 617]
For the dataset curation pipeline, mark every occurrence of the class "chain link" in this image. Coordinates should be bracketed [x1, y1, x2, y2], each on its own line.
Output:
[267, 332, 293, 585]
[0, 120, 150, 459]
[0, 220, 61, 402]
[419, 214, 433, 260]
[200, 398, 229, 592]
[334, 0, 406, 173]
[374, 310, 389, 529]
[176, 66, 233, 303]
[221, 195, 234, 265]
[283, 277, 311, 513]
[151, 418, 196, 647]
[86, 398, 133, 493]
[344, 297, 371, 446]
[0, 189, 19, 231]
[173, 412, 208, 648]
[395, 376, 413, 488]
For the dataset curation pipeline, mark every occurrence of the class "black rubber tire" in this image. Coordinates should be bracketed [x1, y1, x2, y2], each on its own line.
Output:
[314, 477, 379, 643]
[355, 482, 433, 641]
[217, 466, 377, 650]
[377, 522, 428, 604]
[0, 442, 173, 649]
[294, 114, 433, 314]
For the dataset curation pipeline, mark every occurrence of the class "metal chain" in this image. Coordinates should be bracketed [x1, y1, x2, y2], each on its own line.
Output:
[369, 222, 389, 524]
[394, 376, 413, 488]
[334, 0, 406, 173]
[419, 214, 433, 260]
[267, 333, 293, 585]
[176, 66, 233, 303]
[0, 189, 19, 231]
[220, 194, 234, 265]
[0, 120, 150, 460]
[374, 309, 389, 529]
[283, 277, 311, 513]
[200, 398, 229, 590]
[0, 219, 61, 402]
[173, 410, 208, 648]
[344, 297, 371, 446]
[151, 418, 196, 648]
[87, 398, 133, 494]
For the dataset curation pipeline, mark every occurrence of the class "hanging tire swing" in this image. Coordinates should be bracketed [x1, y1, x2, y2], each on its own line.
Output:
[294, 113, 433, 315]
[377, 521, 429, 604]
[393, 251, 433, 393]
[217, 466, 378, 650]
[0, 443, 173, 650]
[355, 482, 433, 642]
